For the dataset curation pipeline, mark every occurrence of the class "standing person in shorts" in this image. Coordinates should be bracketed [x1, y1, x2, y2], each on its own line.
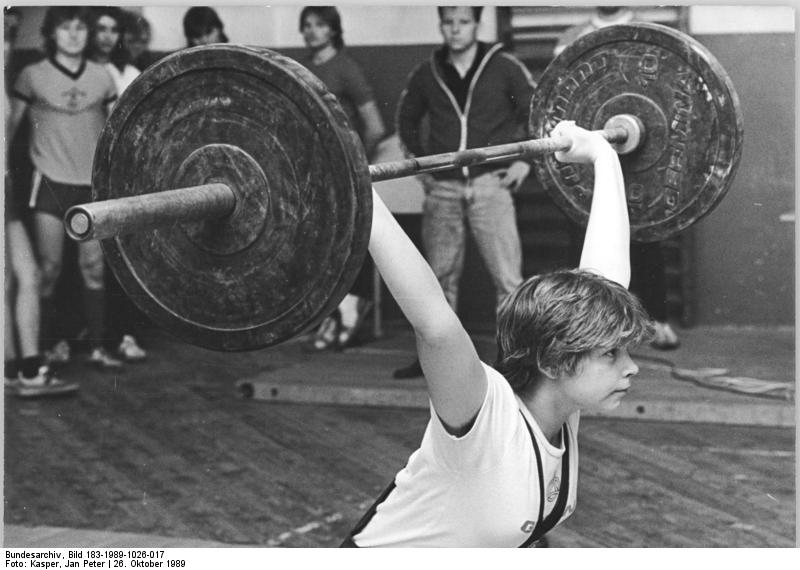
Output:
[4, 7, 78, 397]
[7, 6, 122, 369]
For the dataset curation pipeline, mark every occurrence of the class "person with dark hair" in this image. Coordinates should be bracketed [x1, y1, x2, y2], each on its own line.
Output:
[89, 6, 148, 363]
[120, 10, 156, 71]
[299, 6, 386, 350]
[89, 7, 140, 101]
[183, 6, 229, 47]
[341, 122, 651, 546]
[393, 6, 535, 378]
[4, 7, 78, 397]
[7, 6, 123, 370]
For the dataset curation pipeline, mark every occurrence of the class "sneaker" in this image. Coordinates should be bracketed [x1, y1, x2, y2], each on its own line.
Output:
[87, 347, 123, 369]
[118, 335, 147, 362]
[312, 315, 340, 351]
[44, 339, 71, 366]
[650, 321, 680, 350]
[338, 296, 374, 348]
[17, 366, 79, 398]
[393, 359, 423, 379]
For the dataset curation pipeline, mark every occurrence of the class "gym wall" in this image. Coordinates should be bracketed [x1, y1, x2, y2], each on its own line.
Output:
[689, 7, 795, 326]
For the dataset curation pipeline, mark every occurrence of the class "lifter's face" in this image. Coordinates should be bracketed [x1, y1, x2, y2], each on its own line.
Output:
[54, 18, 89, 57]
[95, 15, 120, 57]
[439, 7, 479, 54]
[301, 13, 333, 50]
[558, 347, 639, 411]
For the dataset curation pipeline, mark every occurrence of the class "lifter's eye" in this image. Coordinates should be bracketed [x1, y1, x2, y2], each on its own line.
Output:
[603, 348, 618, 358]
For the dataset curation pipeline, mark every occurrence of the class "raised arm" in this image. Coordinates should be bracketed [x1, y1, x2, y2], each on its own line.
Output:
[553, 121, 630, 288]
[368, 189, 485, 433]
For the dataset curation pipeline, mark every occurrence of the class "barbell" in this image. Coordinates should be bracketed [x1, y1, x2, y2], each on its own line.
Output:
[63, 23, 743, 352]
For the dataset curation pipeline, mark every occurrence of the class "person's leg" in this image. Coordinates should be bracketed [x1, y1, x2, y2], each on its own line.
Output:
[630, 241, 678, 349]
[466, 171, 524, 310]
[336, 256, 376, 347]
[420, 178, 468, 311]
[6, 220, 41, 359]
[106, 263, 147, 361]
[32, 211, 67, 355]
[78, 240, 122, 368]
[5, 227, 20, 384]
[394, 177, 466, 379]
[7, 219, 75, 397]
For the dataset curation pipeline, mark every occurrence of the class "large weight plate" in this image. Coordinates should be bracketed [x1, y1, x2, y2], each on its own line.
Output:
[93, 45, 371, 351]
[530, 23, 744, 242]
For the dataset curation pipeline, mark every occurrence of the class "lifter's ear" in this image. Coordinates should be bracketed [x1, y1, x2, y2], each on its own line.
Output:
[538, 366, 557, 381]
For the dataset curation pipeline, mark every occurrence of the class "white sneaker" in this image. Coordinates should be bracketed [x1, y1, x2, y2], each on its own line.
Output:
[17, 366, 79, 398]
[118, 335, 147, 361]
[650, 321, 680, 350]
[88, 348, 123, 369]
[44, 340, 71, 365]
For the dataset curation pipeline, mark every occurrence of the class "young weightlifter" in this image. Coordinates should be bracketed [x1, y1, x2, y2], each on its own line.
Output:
[341, 121, 652, 547]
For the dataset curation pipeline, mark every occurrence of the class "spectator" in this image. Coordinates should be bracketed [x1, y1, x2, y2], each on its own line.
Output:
[4, 7, 78, 397]
[553, 6, 679, 349]
[183, 7, 229, 47]
[120, 11, 156, 71]
[89, 6, 148, 362]
[299, 6, 387, 350]
[393, 6, 535, 378]
[7, 6, 123, 370]
[553, 6, 634, 57]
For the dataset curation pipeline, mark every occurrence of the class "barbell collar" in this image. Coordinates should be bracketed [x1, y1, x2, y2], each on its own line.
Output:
[65, 183, 236, 242]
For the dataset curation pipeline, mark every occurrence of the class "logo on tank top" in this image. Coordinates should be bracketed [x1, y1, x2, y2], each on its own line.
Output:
[521, 520, 535, 533]
[546, 475, 561, 502]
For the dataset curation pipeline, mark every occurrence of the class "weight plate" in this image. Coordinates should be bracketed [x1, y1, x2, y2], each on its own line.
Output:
[93, 45, 371, 351]
[530, 23, 744, 242]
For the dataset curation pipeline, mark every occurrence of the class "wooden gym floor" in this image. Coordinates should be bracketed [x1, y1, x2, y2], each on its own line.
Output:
[3, 321, 796, 548]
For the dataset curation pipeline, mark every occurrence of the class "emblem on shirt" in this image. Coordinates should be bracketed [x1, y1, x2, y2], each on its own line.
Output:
[546, 475, 561, 502]
[62, 87, 87, 110]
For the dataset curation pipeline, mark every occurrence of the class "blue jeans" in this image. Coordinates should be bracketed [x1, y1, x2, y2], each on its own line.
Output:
[421, 170, 523, 311]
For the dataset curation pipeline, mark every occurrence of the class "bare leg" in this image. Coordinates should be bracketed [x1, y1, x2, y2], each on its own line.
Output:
[6, 220, 40, 358]
[32, 212, 65, 348]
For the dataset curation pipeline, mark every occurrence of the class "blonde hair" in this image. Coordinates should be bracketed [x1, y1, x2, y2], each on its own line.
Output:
[495, 269, 653, 393]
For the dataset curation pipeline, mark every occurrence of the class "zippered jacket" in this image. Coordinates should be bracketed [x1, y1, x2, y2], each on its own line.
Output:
[396, 42, 536, 180]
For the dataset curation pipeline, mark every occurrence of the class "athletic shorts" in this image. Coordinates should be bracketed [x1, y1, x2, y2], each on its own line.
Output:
[29, 171, 92, 219]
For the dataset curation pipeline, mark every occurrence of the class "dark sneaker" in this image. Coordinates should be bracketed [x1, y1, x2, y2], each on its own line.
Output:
[17, 366, 79, 398]
[393, 359, 423, 379]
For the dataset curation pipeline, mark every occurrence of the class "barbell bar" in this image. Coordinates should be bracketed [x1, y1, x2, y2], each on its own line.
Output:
[65, 121, 634, 242]
[62, 23, 743, 352]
